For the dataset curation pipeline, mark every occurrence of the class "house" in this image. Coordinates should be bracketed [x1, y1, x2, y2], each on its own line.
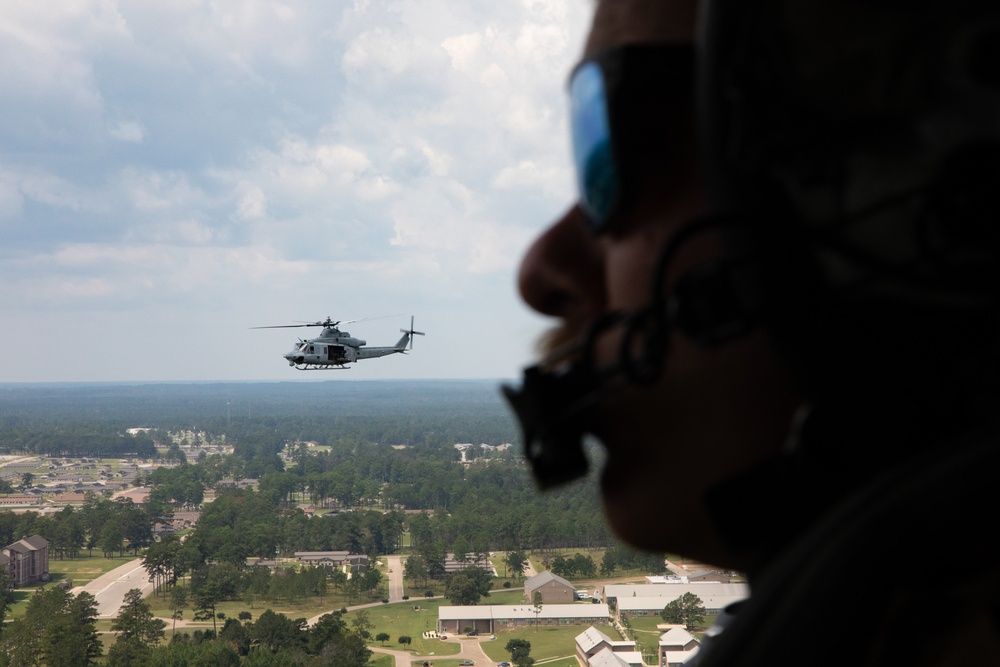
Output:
[588, 648, 645, 667]
[658, 626, 700, 666]
[525, 570, 576, 604]
[437, 603, 610, 634]
[294, 551, 368, 575]
[0, 535, 50, 587]
[576, 626, 643, 667]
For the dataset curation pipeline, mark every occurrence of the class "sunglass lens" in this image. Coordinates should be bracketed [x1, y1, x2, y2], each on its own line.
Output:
[570, 62, 618, 231]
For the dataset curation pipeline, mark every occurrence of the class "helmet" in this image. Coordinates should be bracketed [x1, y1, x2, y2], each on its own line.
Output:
[505, 0, 1000, 491]
[699, 0, 1000, 391]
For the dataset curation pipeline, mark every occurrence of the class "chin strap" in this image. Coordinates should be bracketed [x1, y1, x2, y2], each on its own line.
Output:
[502, 215, 761, 489]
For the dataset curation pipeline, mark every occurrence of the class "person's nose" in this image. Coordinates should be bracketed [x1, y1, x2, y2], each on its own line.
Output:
[517, 205, 606, 322]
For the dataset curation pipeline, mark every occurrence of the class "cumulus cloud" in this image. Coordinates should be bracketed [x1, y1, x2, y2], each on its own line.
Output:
[108, 120, 145, 143]
[0, 0, 591, 381]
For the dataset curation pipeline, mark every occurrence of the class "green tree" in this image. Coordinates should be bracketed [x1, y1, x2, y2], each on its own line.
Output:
[99, 520, 124, 558]
[506, 638, 534, 667]
[309, 611, 347, 655]
[250, 609, 307, 654]
[661, 592, 706, 630]
[404, 554, 429, 586]
[505, 551, 526, 580]
[349, 608, 373, 639]
[446, 568, 491, 605]
[46, 591, 102, 667]
[2, 587, 102, 667]
[376, 632, 391, 645]
[109, 588, 166, 665]
[0, 566, 12, 625]
[169, 586, 187, 633]
[318, 630, 371, 667]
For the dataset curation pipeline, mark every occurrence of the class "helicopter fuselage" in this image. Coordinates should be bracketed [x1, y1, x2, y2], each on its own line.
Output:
[283, 326, 412, 370]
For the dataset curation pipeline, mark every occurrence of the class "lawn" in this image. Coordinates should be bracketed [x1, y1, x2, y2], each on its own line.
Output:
[363, 598, 461, 657]
[628, 612, 718, 652]
[147, 589, 388, 632]
[362, 588, 550, 657]
[483, 623, 618, 664]
[48, 554, 132, 586]
[8, 554, 137, 619]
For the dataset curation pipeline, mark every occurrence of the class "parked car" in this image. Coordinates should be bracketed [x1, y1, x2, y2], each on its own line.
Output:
[460, 662, 475, 666]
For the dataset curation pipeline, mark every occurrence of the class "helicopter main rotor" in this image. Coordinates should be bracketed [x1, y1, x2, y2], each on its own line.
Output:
[251, 314, 404, 330]
[251, 316, 346, 330]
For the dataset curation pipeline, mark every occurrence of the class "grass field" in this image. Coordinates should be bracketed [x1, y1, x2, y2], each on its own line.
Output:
[484, 624, 618, 664]
[628, 611, 718, 653]
[7, 554, 138, 619]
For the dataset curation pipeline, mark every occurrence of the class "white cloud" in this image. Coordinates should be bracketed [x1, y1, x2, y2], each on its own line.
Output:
[0, 172, 25, 221]
[236, 186, 267, 221]
[108, 120, 145, 143]
[0, 0, 592, 381]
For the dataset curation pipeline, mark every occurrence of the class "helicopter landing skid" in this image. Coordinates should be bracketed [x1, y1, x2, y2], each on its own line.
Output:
[293, 364, 351, 371]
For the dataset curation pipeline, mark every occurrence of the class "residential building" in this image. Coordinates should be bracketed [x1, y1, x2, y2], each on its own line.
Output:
[437, 603, 610, 634]
[294, 551, 368, 575]
[658, 626, 700, 666]
[525, 570, 576, 603]
[0, 535, 50, 587]
[576, 626, 643, 667]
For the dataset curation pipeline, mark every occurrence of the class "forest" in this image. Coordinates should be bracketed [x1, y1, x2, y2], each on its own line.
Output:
[0, 380, 654, 666]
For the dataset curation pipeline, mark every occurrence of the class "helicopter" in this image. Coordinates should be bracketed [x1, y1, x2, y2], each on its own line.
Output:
[253, 316, 424, 370]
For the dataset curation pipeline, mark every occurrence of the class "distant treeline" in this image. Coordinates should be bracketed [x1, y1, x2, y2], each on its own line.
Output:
[0, 379, 516, 425]
[1, 379, 622, 553]
[0, 380, 519, 456]
[0, 427, 157, 458]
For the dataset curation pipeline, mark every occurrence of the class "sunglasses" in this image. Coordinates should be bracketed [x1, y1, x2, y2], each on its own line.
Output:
[569, 44, 696, 233]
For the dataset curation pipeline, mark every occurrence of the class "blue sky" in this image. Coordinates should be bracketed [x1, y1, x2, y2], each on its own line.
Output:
[0, 1, 591, 382]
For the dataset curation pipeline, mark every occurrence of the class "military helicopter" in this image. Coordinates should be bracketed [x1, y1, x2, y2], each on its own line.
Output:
[253, 316, 424, 370]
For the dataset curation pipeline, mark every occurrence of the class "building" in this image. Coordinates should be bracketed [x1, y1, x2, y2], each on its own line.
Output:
[603, 583, 749, 618]
[444, 552, 494, 575]
[658, 626, 700, 666]
[687, 569, 732, 584]
[576, 626, 644, 667]
[437, 603, 610, 634]
[0, 535, 50, 587]
[525, 570, 576, 603]
[294, 551, 369, 575]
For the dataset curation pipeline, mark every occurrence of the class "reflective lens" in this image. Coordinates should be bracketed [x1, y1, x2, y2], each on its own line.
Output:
[570, 62, 618, 230]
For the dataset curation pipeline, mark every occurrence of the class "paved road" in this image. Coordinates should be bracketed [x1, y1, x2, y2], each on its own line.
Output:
[371, 634, 499, 667]
[71, 558, 153, 618]
[385, 555, 405, 602]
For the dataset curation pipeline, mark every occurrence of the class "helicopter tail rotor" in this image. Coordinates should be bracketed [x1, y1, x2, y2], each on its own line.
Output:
[401, 316, 425, 351]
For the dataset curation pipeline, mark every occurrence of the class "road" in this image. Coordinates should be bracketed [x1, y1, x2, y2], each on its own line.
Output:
[71, 558, 153, 618]
[370, 634, 501, 667]
[385, 555, 405, 602]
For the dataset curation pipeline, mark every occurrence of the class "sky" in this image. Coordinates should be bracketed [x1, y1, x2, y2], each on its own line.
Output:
[0, 0, 592, 383]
